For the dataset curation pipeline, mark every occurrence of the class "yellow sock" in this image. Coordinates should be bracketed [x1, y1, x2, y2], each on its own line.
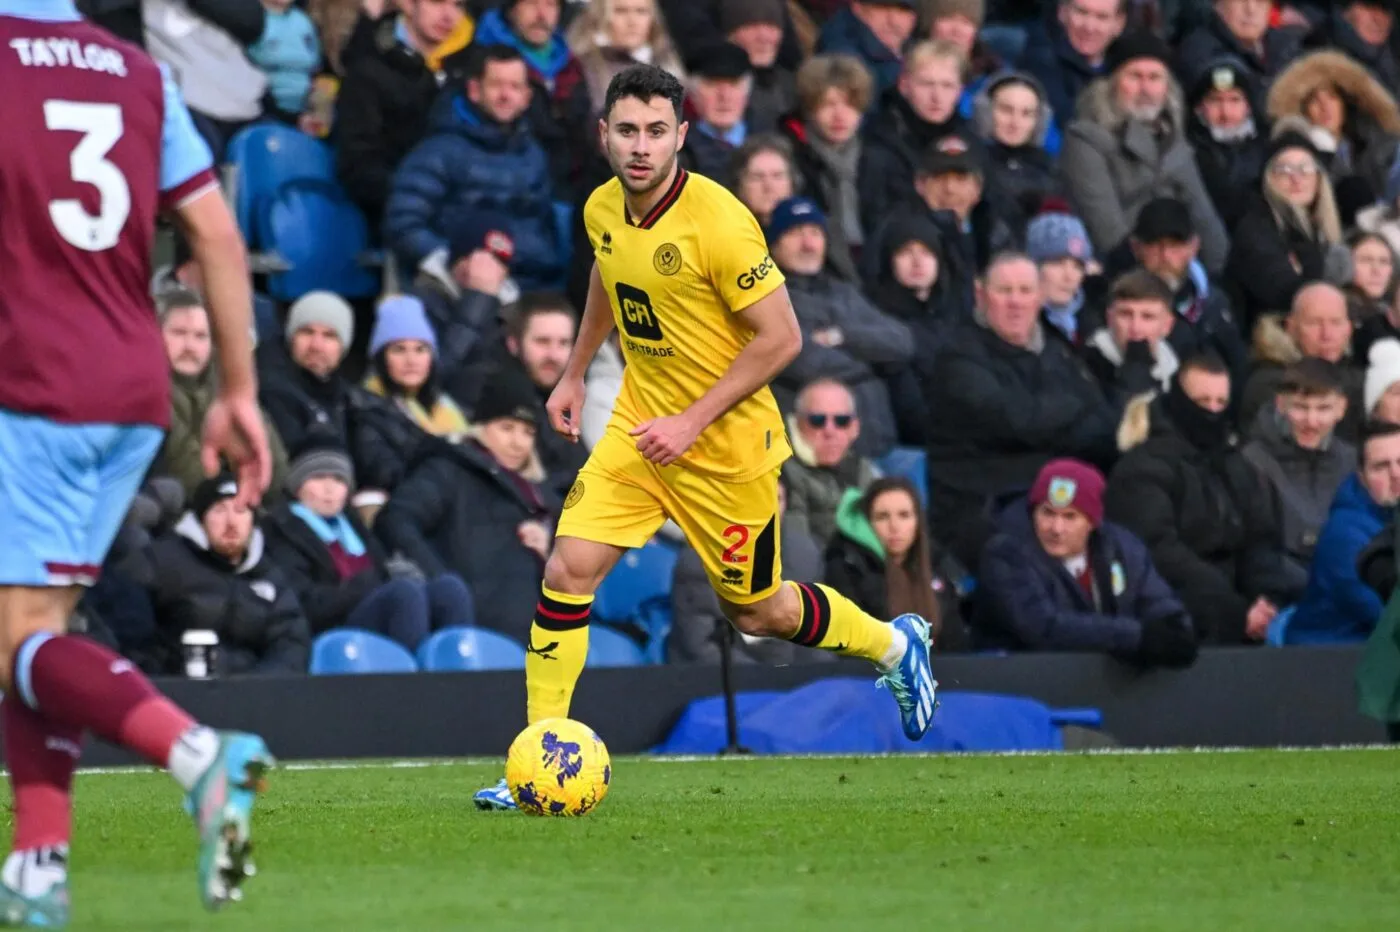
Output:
[525, 586, 592, 724]
[787, 582, 900, 667]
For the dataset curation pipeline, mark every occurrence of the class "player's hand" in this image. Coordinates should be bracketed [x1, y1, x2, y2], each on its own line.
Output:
[630, 413, 702, 466]
[547, 376, 586, 442]
[201, 390, 273, 510]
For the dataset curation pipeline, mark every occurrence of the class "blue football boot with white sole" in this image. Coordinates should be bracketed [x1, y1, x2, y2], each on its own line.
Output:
[473, 777, 517, 811]
[877, 614, 939, 740]
[186, 732, 273, 911]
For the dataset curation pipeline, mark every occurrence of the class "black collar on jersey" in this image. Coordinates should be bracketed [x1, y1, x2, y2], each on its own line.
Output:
[625, 169, 689, 229]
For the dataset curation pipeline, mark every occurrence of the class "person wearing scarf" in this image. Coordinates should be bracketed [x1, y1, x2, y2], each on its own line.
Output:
[363, 295, 471, 441]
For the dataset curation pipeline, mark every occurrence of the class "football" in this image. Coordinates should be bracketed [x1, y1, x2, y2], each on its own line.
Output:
[505, 718, 612, 816]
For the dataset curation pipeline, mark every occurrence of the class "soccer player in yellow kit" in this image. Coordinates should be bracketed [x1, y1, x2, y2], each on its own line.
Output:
[475, 64, 938, 809]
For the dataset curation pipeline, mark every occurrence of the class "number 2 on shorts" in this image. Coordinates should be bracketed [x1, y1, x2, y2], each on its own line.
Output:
[722, 524, 749, 564]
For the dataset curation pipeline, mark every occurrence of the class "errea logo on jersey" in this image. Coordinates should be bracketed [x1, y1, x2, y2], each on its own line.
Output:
[737, 255, 776, 290]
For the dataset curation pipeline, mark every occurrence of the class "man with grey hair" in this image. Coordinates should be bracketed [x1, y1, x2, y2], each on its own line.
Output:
[1060, 31, 1230, 274]
[921, 253, 1119, 567]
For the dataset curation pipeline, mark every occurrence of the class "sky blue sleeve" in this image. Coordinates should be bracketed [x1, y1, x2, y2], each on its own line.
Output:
[159, 65, 214, 193]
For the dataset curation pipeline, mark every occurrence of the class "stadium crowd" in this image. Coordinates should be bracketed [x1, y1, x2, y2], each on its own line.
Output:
[64, 0, 1400, 676]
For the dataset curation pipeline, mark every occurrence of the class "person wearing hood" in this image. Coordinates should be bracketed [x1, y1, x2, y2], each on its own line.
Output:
[376, 367, 559, 644]
[1026, 208, 1105, 345]
[1083, 269, 1181, 407]
[464, 0, 591, 192]
[868, 208, 966, 328]
[1173, 0, 1306, 111]
[767, 197, 912, 458]
[857, 39, 973, 237]
[922, 254, 1119, 570]
[1242, 358, 1357, 584]
[781, 379, 879, 550]
[1240, 282, 1362, 444]
[1225, 130, 1353, 330]
[121, 474, 311, 676]
[976, 458, 1194, 664]
[1105, 353, 1301, 643]
[1288, 420, 1400, 643]
[972, 71, 1062, 229]
[386, 43, 565, 292]
[1060, 31, 1230, 274]
[1265, 48, 1400, 198]
[824, 478, 968, 652]
[1184, 55, 1270, 232]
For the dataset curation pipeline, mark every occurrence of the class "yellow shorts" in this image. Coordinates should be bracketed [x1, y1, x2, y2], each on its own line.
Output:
[557, 428, 783, 604]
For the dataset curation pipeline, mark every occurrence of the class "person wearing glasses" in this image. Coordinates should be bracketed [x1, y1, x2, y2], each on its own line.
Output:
[782, 379, 879, 551]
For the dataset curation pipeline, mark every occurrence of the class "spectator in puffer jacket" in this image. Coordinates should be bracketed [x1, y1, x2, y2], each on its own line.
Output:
[247, 0, 321, 122]
[781, 379, 879, 550]
[823, 478, 969, 651]
[362, 295, 471, 441]
[816, 0, 920, 104]
[1288, 421, 1400, 643]
[1106, 353, 1301, 644]
[376, 369, 558, 644]
[386, 43, 564, 292]
[263, 439, 476, 651]
[121, 474, 310, 676]
[977, 458, 1195, 664]
[1242, 358, 1357, 583]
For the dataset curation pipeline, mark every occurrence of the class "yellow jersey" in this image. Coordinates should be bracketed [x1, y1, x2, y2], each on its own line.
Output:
[583, 169, 792, 481]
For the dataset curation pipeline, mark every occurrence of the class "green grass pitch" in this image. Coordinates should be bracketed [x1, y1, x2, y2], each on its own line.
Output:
[20, 749, 1400, 930]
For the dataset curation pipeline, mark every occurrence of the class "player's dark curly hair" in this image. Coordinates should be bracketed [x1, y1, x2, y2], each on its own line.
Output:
[603, 64, 685, 122]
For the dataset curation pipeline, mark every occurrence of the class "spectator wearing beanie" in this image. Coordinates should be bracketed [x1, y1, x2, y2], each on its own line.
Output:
[719, 0, 796, 133]
[976, 458, 1195, 665]
[1183, 55, 1269, 233]
[1026, 209, 1105, 344]
[120, 474, 311, 676]
[1225, 130, 1351, 330]
[972, 71, 1062, 228]
[363, 295, 470, 440]
[564, 0, 687, 120]
[1365, 338, 1400, 423]
[263, 439, 476, 652]
[1060, 31, 1230, 275]
[377, 369, 559, 644]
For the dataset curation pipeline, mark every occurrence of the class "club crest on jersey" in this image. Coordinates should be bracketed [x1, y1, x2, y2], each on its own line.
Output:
[1048, 477, 1077, 508]
[653, 242, 682, 276]
[564, 479, 585, 509]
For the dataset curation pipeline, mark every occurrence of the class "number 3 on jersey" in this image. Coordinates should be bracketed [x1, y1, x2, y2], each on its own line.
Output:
[43, 100, 130, 252]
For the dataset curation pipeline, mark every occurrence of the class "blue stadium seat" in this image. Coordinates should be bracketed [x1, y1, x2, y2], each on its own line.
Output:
[310, 629, 418, 675]
[587, 626, 649, 667]
[257, 179, 380, 302]
[417, 626, 527, 672]
[876, 447, 929, 505]
[595, 540, 679, 663]
[225, 122, 335, 244]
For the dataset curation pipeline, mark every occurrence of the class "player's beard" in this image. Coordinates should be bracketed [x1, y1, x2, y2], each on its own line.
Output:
[613, 147, 679, 196]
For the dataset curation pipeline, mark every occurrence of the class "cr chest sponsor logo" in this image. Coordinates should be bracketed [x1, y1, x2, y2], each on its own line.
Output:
[616, 282, 676, 357]
[737, 255, 775, 290]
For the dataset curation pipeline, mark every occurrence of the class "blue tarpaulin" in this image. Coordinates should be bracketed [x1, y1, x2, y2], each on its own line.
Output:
[654, 678, 1101, 755]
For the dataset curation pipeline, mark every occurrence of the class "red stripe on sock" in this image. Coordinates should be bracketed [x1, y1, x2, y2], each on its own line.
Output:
[537, 603, 591, 623]
[795, 583, 823, 646]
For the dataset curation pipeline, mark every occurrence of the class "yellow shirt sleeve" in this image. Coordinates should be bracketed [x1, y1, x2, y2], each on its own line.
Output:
[705, 195, 786, 312]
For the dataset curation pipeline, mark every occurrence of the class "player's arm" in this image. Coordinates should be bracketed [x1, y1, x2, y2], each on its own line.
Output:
[549, 263, 616, 440]
[631, 286, 801, 466]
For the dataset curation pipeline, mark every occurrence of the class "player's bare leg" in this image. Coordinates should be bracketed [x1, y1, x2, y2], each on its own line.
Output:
[474, 536, 626, 811]
[720, 581, 939, 740]
[0, 586, 272, 926]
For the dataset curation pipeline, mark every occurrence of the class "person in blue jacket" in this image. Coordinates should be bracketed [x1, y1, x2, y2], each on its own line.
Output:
[817, 0, 920, 105]
[977, 457, 1196, 666]
[1288, 421, 1400, 643]
[385, 43, 564, 291]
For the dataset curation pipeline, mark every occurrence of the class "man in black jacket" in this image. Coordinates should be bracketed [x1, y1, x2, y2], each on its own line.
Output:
[921, 252, 1119, 569]
[334, 0, 465, 229]
[122, 475, 310, 676]
[1105, 353, 1301, 643]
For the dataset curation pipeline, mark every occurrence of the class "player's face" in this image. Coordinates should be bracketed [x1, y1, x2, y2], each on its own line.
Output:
[203, 499, 254, 561]
[291, 324, 345, 379]
[478, 417, 537, 472]
[869, 489, 920, 560]
[162, 307, 212, 377]
[512, 312, 576, 389]
[384, 339, 434, 393]
[297, 475, 350, 518]
[1033, 502, 1092, 560]
[601, 96, 688, 196]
